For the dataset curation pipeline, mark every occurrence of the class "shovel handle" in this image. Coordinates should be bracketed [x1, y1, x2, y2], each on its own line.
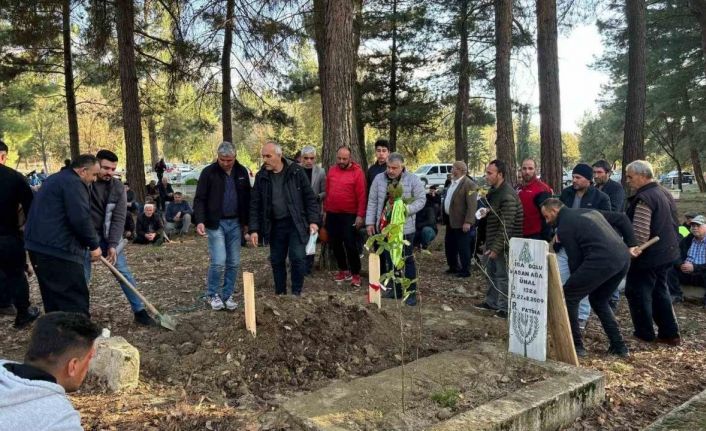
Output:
[637, 236, 660, 251]
[99, 256, 161, 317]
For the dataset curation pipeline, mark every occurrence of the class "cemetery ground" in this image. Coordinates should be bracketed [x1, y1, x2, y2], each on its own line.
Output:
[0, 193, 704, 430]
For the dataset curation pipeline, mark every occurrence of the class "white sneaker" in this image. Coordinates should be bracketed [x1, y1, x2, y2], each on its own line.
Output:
[210, 295, 224, 310]
[225, 296, 238, 310]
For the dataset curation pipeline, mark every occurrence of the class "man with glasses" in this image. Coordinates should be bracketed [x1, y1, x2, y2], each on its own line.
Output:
[673, 215, 706, 306]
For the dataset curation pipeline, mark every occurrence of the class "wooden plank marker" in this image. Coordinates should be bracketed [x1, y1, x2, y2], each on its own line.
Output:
[243, 272, 256, 337]
[368, 253, 382, 309]
[546, 253, 579, 366]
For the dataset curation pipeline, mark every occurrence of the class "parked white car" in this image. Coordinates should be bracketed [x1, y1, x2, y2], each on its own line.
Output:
[414, 163, 453, 186]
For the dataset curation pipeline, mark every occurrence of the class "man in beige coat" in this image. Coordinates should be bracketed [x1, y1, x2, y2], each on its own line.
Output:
[443, 161, 478, 278]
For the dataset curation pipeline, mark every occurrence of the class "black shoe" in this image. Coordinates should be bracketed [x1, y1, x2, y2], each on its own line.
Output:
[455, 272, 471, 278]
[445, 268, 459, 274]
[14, 307, 40, 329]
[608, 344, 629, 358]
[473, 302, 495, 311]
[575, 345, 587, 357]
[405, 294, 417, 306]
[494, 309, 508, 319]
[671, 296, 683, 305]
[134, 310, 157, 326]
[0, 305, 16, 316]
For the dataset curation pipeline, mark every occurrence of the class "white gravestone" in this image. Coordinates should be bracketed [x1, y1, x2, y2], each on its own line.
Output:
[508, 238, 548, 361]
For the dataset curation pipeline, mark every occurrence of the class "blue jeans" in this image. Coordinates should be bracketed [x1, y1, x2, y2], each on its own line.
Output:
[207, 219, 241, 300]
[270, 218, 306, 295]
[84, 241, 144, 313]
[558, 248, 621, 321]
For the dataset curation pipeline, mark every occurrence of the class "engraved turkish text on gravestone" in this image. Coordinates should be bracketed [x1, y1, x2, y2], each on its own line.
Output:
[508, 238, 548, 361]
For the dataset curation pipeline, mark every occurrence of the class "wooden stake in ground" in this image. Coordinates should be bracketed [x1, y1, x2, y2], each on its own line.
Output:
[368, 253, 382, 309]
[546, 253, 579, 366]
[243, 272, 256, 337]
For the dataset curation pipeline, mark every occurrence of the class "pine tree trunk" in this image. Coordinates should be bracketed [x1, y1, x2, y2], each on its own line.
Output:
[454, 0, 470, 164]
[682, 88, 706, 192]
[62, 0, 80, 160]
[537, 0, 562, 192]
[622, 0, 647, 184]
[689, 0, 706, 192]
[115, 0, 146, 202]
[221, 0, 234, 144]
[517, 104, 531, 163]
[353, 1, 367, 169]
[388, 0, 399, 153]
[495, 0, 516, 183]
[313, 0, 361, 169]
[147, 116, 159, 168]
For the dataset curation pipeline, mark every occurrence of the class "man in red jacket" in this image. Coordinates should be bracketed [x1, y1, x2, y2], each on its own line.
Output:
[517, 159, 553, 240]
[324, 146, 367, 287]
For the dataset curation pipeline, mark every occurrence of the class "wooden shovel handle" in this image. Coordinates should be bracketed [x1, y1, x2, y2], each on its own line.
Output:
[637, 236, 660, 251]
[99, 256, 161, 317]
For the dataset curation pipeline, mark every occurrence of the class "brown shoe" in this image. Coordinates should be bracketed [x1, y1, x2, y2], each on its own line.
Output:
[656, 337, 681, 346]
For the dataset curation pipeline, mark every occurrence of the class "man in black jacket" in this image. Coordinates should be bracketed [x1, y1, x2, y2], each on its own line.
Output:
[414, 186, 440, 250]
[249, 141, 320, 296]
[0, 140, 40, 328]
[194, 141, 251, 310]
[559, 163, 611, 211]
[592, 160, 625, 212]
[624, 160, 681, 345]
[83, 150, 154, 326]
[366, 139, 389, 191]
[24, 155, 102, 316]
[541, 198, 637, 357]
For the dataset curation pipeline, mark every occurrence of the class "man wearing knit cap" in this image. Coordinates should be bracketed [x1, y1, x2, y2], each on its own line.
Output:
[559, 163, 611, 211]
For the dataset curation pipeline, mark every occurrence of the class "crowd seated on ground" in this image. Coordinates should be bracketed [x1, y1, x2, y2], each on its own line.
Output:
[157, 177, 174, 211]
[133, 204, 164, 245]
[413, 186, 440, 250]
[669, 215, 706, 304]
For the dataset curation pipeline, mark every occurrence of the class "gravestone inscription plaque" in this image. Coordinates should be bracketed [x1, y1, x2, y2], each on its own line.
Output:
[508, 238, 549, 361]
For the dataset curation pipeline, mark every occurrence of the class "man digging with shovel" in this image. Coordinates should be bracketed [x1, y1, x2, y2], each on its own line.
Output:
[83, 150, 156, 327]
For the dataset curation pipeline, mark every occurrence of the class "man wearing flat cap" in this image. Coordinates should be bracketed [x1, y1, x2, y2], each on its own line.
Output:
[672, 215, 706, 306]
[559, 163, 611, 211]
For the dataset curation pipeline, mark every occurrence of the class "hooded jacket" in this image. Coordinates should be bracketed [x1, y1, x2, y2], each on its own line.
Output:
[90, 178, 127, 249]
[0, 360, 82, 430]
[366, 170, 426, 235]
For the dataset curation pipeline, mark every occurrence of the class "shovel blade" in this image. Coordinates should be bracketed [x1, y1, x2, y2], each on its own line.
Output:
[158, 313, 178, 331]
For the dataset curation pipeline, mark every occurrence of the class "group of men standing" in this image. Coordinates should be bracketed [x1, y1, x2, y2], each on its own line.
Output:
[502, 158, 684, 357]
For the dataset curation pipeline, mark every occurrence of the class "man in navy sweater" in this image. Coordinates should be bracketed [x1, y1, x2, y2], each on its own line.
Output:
[25, 155, 102, 316]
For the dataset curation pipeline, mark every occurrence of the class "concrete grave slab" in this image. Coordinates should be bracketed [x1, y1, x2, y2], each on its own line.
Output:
[280, 342, 604, 431]
[645, 388, 706, 431]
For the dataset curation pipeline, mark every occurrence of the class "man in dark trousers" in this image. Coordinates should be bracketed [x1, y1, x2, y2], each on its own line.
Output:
[249, 141, 320, 296]
[24, 155, 102, 316]
[194, 141, 251, 310]
[155, 158, 166, 182]
[475, 159, 523, 318]
[624, 160, 682, 345]
[83, 150, 155, 326]
[324, 146, 367, 287]
[559, 163, 611, 210]
[541, 198, 637, 357]
[0, 140, 40, 328]
[592, 160, 625, 212]
[442, 161, 478, 277]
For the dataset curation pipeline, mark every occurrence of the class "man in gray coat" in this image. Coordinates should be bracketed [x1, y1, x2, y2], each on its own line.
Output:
[83, 150, 154, 326]
[366, 152, 426, 305]
[0, 312, 100, 430]
[300, 145, 326, 275]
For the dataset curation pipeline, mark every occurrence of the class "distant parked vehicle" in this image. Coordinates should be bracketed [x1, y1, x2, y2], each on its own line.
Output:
[414, 163, 453, 187]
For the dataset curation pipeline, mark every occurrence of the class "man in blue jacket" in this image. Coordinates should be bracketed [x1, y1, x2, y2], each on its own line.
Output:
[25, 155, 102, 316]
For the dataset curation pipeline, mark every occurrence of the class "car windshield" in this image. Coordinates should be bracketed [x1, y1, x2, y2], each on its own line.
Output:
[415, 165, 430, 174]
